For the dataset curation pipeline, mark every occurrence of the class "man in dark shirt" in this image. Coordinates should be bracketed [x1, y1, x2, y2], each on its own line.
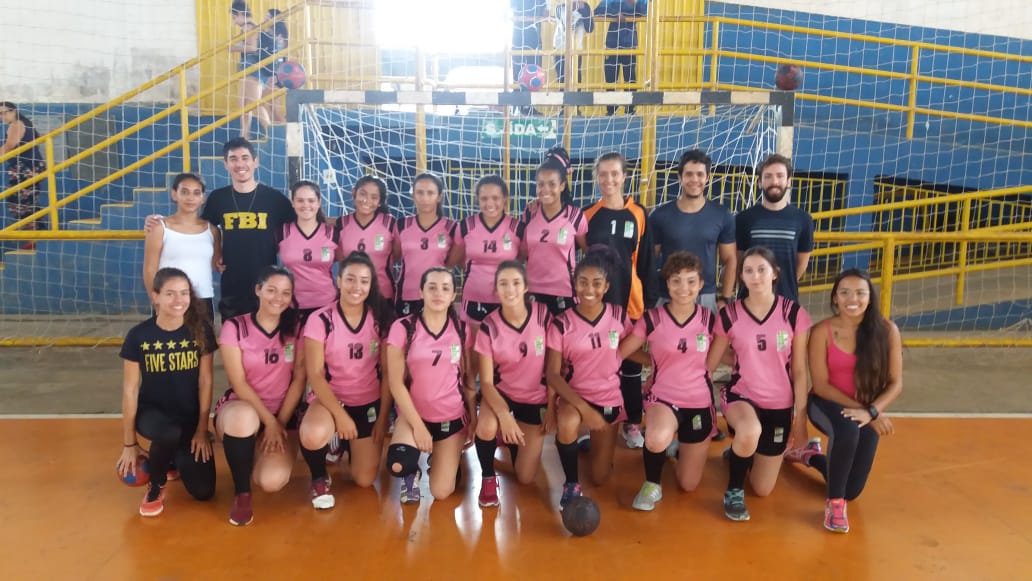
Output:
[735, 153, 815, 302]
[595, 0, 647, 115]
[201, 138, 295, 320]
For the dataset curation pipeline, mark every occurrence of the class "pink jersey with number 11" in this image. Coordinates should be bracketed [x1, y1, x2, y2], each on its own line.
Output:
[546, 304, 630, 408]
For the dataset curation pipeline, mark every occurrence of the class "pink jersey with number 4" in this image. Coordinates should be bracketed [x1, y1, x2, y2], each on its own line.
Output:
[278, 222, 339, 310]
[474, 302, 551, 404]
[304, 304, 383, 406]
[387, 314, 466, 422]
[457, 214, 523, 304]
[336, 213, 397, 299]
[219, 313, 298, 413]
[546, 304, 630, 408]
[633, 305, 715, 408]
[521, 204, 586, 297]
[396, 216, 457, 302]
[716, 296, 811, 409]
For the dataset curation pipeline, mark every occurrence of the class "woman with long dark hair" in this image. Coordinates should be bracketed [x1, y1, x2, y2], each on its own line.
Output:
[117, 268, 217, 517]
[392, 173, 460, 316]
[299, 252, 395, 509]
[337, 176, 398, 302]
[788, 268, 903, 533]
[214, 265, 307, 526]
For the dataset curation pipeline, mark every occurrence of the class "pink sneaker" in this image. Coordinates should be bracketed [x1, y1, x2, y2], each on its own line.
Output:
[785, 437, 823, 465]
[824, 498, 849, 533]
[478, 476, 500, 508]
[139, 484, 165, 517]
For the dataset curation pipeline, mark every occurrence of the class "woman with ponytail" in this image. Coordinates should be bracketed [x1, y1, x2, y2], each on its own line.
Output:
[788, 268, 902, 534]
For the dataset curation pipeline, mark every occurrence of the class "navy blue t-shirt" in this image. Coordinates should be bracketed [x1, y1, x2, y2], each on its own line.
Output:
[648, 199, 735, 296]
[735, 204, 815, 302]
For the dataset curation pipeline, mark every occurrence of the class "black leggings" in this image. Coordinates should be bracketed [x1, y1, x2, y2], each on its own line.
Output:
[619, 359, 643, 424]
[604, 54, 637, 114]
[807, 394, 880, 501]
[136, 407, 216, 500]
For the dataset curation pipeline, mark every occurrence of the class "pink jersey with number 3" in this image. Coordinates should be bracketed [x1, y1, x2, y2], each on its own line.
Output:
[633, 305, 714, 408]
[336, 213, 397, 299]
[278, 222, 339, 310]
[546, 304, 630, 408]
[716, 296, 811, 409]
[219, 314, 297, 413]
[304, 304, 382, 406]
[396, 216, 457, 302]
[387, 314, 466, 422]
[474, 302, 551, 404]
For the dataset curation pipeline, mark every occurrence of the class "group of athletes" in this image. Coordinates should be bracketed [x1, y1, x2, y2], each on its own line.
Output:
[117, 137, 902, 535]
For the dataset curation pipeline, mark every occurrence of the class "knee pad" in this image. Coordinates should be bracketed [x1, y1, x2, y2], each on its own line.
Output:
[387, 444, 420, 477]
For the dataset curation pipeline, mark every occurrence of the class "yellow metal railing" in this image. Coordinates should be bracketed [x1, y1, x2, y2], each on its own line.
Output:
[0, 2, 308, 232]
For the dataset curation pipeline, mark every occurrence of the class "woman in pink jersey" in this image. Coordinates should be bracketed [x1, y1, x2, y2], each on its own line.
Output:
[336, 176, 398, 301]
[786, 268, 902, 533]
[621, 252, 717, 511]
[520, 158, 588, 315]
[546, 246, 634, 510]
[299, 251, 396, 510]
[707, 246, 811, 522]
[393, 173, 461, 316]
[385, 267, 475, 504]
[279, 181, 339, 323]
[473, 260, 555, 507]
[215, 266, 307, 526]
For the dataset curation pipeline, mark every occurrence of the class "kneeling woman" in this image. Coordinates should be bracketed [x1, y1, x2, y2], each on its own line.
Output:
[473, 260, 555, 507]
[621, 251, 717, 511]
[790, 268, 902, 533]
[118, 267, 217, 517]
[707, 247, 811, 522]
[300, 252, 395, 509]
[215, 266, 307, 526]
[546, 247, 633, 510]
[385, 267, 475, 504]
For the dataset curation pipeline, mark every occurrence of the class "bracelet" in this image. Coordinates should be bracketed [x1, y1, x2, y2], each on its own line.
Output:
[123, 442, 138, 447]
[867, 405, 880, 420]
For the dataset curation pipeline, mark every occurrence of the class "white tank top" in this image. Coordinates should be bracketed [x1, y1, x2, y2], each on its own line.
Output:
[158, 219, 215, 299]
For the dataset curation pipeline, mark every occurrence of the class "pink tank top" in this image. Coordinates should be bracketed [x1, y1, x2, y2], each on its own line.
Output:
[826, 320, 857, 398]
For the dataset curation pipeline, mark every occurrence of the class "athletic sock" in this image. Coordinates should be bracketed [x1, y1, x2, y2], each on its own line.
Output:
[728, 449, 752, 490]
[643, 447, 666, 484]
[222, 434, 256, 495]
[556, 438, 580, 484]
[474, 437, 497, 478]
[301, 444, 329, 480]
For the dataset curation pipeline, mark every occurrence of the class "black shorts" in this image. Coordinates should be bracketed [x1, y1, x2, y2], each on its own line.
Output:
[396, 299, 424, 317]
[499, 390, 548, 426]
[723, 389, 793, 456]
[529, 293, 573, 316]
[424, 416, 466, 442]
[304, 399, 381, 440]
[464, 300, 500, 323]
[649, 399, 716, 444]
[587, 402, 623, 425]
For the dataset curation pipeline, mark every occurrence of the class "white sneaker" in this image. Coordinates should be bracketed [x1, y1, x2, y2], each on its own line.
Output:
[622, 423, 645, 449]
[631, 481, 663, 511]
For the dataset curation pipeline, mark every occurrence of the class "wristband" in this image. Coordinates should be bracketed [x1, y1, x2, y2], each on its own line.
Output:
[867, 405, 880, 420]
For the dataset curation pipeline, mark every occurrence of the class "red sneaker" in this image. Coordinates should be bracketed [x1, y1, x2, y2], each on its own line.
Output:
[139, 484, 165, 517]
[229, 493, 253, 526]
[478, 476, 499, 508]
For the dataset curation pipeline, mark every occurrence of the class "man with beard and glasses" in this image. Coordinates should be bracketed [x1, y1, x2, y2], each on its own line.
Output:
[734, 154, 814, 302]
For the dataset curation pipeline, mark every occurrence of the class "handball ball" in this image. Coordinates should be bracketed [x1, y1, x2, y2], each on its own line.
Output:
[775, 64, 803, 91]
[519, 64, 546, 92]
[276, 60, 307, 90]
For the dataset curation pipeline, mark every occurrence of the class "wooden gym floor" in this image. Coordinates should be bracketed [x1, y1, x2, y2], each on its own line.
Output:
[1, 416, 1029, 579]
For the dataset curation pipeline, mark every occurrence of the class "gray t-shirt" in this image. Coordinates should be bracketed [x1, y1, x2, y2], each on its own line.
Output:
[648, 199, 735, 295]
